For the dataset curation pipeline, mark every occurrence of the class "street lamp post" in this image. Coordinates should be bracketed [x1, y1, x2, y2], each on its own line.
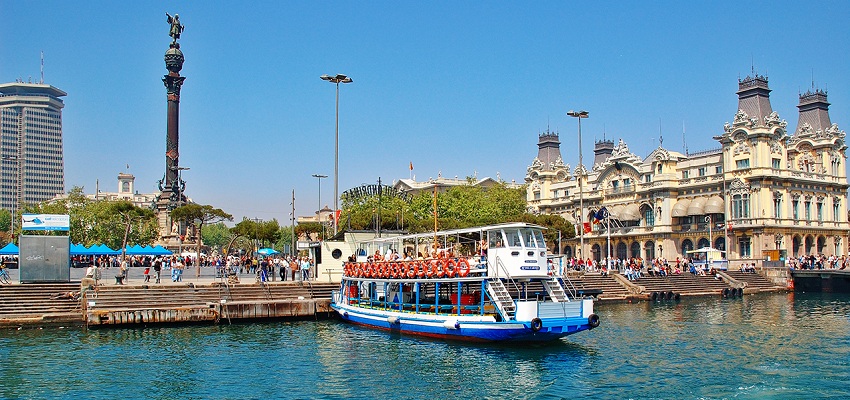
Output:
[320, 73, 353, 236]
[567, 110, 589, 263]
[312, 174, 327, 237]
[2, 155, 20, 239]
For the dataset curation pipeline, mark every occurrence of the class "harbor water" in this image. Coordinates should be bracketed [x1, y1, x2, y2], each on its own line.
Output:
[1, 292, 848, 399]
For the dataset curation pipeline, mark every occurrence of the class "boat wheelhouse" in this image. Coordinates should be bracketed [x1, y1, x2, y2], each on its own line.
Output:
[330, 223, 599, 342]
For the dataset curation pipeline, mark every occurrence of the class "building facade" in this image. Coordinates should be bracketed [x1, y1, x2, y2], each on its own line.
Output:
[526, 75, 848, 264]
[0, 82, 66, 213]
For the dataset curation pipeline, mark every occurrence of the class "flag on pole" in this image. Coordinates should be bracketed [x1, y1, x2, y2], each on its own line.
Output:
[583, 222, 592, 233]
[409, 162, 414, 171]
[593, 207, 608, 224]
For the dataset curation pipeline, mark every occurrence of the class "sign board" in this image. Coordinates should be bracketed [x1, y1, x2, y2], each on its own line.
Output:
[21, 214, 70, 231]
[19, 235, 71, 283]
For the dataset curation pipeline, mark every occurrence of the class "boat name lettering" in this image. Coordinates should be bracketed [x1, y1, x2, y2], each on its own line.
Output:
[520, 266, 540, 270]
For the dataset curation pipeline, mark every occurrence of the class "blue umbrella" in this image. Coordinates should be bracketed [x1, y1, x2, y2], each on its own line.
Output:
[0, 243, 18, 255]
[257, 248, 280, 256]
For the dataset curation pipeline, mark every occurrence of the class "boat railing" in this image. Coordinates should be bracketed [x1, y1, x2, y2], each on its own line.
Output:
[559, 274, 579, 299]
[494, 256, 522, 298]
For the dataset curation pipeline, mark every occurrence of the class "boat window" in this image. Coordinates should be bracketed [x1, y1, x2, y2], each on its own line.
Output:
[526, 229, 546, 248]
[505, 229, 523, 248]
[488, 230, 504, 248]
[522, 228, 540, 248]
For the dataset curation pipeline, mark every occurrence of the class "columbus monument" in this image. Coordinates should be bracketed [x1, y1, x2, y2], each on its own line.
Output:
[156, 13, 190, 249]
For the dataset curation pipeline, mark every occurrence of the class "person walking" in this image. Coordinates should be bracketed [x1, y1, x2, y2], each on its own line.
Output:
[153, 257, 162, 284]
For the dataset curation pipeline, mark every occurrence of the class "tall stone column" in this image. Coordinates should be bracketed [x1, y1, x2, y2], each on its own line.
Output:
[156, 14, 188, 247]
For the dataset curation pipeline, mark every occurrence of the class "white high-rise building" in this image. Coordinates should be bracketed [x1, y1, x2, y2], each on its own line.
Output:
[0, 82, 66, 213]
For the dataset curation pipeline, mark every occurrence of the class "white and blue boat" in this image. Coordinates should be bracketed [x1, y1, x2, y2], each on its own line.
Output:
[331, 223, 599, 342]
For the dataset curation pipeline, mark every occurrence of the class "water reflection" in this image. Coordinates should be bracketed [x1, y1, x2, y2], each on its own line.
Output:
[1, 292, 848, 399]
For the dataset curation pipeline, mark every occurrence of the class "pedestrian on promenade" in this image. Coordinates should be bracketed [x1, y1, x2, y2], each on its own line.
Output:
[279, 258, 287, 281]
[290, 258, 299, 281]
[143, 266, 151, 282]
[153, 257, 162, 283]
[300, 257, 311, 281]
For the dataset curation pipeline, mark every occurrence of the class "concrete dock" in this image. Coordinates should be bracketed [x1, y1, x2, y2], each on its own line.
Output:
[0, 266, 787, 328]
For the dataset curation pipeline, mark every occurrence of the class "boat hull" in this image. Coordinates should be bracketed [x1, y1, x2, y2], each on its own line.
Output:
[331, 301, 596, 342]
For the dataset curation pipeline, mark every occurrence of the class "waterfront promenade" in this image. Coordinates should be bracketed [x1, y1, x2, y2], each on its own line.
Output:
[0, 264, 787, 328]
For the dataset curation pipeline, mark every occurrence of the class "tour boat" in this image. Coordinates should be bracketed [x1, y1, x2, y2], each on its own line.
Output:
[331, 223, 599, 342]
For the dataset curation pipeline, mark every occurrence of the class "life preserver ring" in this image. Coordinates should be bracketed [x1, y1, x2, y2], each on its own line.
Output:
[530, 317, 543, 332]
[400, 263, 408, 279]
[407, 263, 416, 278]
[587, 313, 600, 329]
[417, 261, 427, 278]
[444, 259, 456, 278]
[429, 259, 440, 278]
[435, 261, 446, 278]
[457, 258, 471, 277]
[378, 263, 386, 279]
[391, 262, 400, 279]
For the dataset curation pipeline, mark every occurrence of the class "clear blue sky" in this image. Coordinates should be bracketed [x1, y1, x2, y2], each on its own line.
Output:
[2, 1, 849, 224]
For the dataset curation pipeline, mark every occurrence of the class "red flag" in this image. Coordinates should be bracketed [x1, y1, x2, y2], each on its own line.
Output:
[583, 222, 592, 233]
[409, 162, 414, 171]
[334, 210, 341, 222]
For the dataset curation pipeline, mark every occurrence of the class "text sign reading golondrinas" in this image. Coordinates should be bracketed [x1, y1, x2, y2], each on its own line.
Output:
[21, 214, 70, 231]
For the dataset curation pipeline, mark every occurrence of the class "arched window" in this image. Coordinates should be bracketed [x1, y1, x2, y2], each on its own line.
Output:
[697, 238, 710, 249]
[714, 237, 725, 251]
[793, 236, 802, 257]
[630, 242, 641, 259]
[591, 244, 601, 262]
[643, 205, 654, 226]
[617, 242, 627, 260]
[644, 241, 655, 260]
[732, 193, 750, 218]
[681, 239, 694, 254]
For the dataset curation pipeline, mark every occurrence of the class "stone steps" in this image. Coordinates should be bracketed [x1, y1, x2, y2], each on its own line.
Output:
[726, 271, 782, 291]
[633, 274, 732, 296]
[85, 282, 338, 311]
[0, 283, 83, 322]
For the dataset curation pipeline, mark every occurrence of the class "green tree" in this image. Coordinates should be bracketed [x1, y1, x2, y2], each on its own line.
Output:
[25, 189, 158, 249]
[201, 222, 232, 252]
[171, 204, 233, 260]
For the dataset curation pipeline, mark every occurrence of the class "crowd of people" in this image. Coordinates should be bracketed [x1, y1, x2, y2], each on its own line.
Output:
[788, 254, 849, 270]
[78, 253, 317, 284]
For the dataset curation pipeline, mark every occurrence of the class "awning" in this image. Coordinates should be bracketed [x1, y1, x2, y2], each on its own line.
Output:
[671, 198, 692, 217]
[704, 195, 725, 214]
[607, 205, 622, 219]
[686, 197, 707, 216]
[620, 204, 641, 221]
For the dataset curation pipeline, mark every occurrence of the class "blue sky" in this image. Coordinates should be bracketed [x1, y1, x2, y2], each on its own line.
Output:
[2, 1, 849, 223]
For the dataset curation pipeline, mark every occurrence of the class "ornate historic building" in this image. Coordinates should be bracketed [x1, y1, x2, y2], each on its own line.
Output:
[526, 75, 849, 264]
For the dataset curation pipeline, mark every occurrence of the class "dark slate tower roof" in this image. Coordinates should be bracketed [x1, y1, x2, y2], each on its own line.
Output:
[536, 131, 563, 171]
[736, 74, 773, 123]
[794, 88, 831, 134]
[593, 139, 614, 166]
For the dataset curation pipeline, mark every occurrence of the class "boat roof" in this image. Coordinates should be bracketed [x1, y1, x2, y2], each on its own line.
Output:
[687, 247, 725, 254]
[359, 222, 546, 245]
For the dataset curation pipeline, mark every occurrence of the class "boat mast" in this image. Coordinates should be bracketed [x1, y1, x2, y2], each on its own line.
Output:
[433, 185, 438, 252]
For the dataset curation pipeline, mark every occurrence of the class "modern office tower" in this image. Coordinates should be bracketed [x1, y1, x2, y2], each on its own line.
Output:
[0, 82, 66, 216]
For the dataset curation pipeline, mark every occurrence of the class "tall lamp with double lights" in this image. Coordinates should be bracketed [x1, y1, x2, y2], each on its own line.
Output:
[320, 73, 353, 236]
[567, 110, 588, 262]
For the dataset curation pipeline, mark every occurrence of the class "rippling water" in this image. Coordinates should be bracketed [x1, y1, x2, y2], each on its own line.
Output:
[1, 292, 848, 399]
